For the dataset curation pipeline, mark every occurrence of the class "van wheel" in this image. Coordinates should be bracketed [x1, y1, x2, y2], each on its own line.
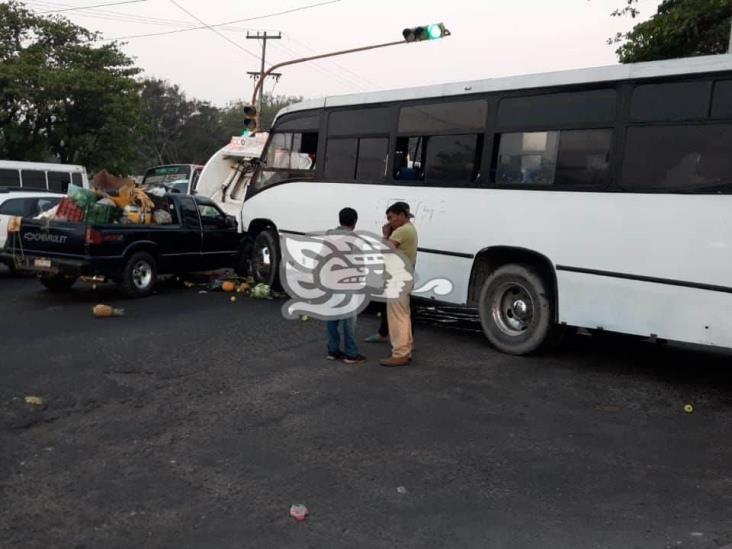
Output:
[39, 274, 77, 293]
[121, 252, 157, 298]
[478, 264, 554, 355]
[251, 230, 280, 289]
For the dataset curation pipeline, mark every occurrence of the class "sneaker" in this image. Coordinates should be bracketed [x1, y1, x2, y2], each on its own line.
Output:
[343, 354, 366, 364]
[364, 334, 388, 343]
[379, 356, 411, 367]
[326, 352, 344, 361]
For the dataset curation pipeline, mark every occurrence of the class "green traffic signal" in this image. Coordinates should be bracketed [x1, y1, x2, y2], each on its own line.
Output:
[403, 22, 450, 43]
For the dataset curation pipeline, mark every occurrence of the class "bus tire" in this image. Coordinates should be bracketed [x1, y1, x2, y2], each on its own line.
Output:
[251, 229, 281, 289]
[478, 263, 554, 355]
[235, 238, 253, 277]
[120, 252, 157, 298]
[39, 273, 77, 293]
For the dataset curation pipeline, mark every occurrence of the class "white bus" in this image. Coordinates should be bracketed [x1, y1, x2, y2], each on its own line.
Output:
[240, 54, 732, 355]
[0, 160, 89, 192]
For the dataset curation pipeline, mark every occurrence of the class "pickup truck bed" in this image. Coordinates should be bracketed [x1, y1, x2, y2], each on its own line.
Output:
[2, 194, 247, 297]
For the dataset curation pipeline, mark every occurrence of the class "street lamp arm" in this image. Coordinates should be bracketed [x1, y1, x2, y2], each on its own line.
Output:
[250, 39, 406, 113]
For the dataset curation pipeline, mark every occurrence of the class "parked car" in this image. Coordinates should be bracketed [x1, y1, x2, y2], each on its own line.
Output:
[0, 188, 64, 273]
[2, 195, 248, 296]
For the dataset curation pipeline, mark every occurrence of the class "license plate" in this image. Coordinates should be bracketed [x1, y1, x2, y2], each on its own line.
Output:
[34, 258, 52, 269]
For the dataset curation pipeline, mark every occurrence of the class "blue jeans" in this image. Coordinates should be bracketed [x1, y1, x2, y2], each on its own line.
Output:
[327, 317, 359, 358]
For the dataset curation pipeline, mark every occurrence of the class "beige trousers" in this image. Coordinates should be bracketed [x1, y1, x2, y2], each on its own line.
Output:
[387, 290, 413, 359]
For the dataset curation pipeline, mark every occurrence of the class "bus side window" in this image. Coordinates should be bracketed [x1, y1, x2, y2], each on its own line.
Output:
[21, 170, 48, 189]
[394, 137, 425, 181]
[48, 171, 71, 192]
[0, 169, 21, 187]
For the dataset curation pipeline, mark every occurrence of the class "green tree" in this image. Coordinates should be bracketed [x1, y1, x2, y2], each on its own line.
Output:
[611, 0, 732, 63]
[220, 94, 303, 136]
[0, 1, 143, 173]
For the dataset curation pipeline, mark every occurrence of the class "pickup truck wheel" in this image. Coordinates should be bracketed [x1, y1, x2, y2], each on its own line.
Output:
[121, 252, 157, 298]
[478, 263, 554, 355]
[39, 274, 77, 293]
[251, 230, 281, 289]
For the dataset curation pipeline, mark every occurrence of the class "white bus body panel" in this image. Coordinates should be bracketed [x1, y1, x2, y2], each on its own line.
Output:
[242, 183, 732, 348]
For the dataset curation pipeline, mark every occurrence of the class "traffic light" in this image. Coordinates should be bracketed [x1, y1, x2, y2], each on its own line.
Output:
[242, 104, 257, 136]
[402, 23, 450, 43]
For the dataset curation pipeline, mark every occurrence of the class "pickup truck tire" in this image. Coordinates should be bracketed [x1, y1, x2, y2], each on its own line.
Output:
[120, 252, 157, 298]
[235, 239, 253, 277]
[251, 230, 281, 289]
[39, 274, 77, 293]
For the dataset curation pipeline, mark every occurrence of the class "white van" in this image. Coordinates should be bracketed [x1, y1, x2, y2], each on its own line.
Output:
[0, 161, 89, 192]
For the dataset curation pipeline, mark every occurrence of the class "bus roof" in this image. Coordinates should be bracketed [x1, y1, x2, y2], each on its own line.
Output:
[0, 160, 87, 172]
[277, 54, 732, 119]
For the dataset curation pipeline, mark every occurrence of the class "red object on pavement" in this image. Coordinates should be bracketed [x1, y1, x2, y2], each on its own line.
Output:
[289, 504, 309, 521]
[56, 197, 84, 223]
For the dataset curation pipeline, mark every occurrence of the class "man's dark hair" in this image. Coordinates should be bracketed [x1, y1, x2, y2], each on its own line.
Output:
[386, 201, 412, 217]
[339, 207, 358, 227]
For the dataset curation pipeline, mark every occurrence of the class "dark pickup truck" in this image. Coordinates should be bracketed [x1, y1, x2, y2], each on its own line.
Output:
[2, 195, 247, 297]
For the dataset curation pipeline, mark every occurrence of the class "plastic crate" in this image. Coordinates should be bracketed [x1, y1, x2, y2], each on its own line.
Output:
[55, 197, 84, 223]
[85, 203, 122, 224]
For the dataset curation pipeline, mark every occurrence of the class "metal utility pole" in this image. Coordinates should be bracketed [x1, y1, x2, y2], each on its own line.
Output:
[247, 31, 282, 128]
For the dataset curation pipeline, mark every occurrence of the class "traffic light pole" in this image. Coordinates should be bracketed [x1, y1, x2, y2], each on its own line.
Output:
[249, 39, 405, 125]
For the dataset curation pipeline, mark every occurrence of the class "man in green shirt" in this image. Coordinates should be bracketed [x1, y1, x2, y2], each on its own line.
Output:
[380, 201, 418, 367]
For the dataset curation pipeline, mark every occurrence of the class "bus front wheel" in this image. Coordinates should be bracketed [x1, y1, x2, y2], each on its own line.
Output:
[478, 263, 553, 355]
[251, 230, 281, 289]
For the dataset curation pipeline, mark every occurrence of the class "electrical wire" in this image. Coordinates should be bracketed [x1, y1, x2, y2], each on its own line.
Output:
[26, 0, 274, 34]
[102, 0, 343, 41]
[168, 0, 262, 63]
[283, 32, 382, 90]
[37, 0, 146, 13]
[268, 39, 366, 93]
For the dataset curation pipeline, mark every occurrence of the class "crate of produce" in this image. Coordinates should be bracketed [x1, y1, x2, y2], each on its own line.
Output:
[85, 202, 122, 224]
[55, 197, 84, 223]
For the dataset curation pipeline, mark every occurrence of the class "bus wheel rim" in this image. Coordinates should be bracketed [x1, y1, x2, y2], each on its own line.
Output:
[491, 281, 534, 336]
[255, 243, 272, 281]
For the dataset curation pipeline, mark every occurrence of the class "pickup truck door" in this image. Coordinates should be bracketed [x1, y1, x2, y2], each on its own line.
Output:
[164, 196, 203, 272]
[197, 203, 239, 270]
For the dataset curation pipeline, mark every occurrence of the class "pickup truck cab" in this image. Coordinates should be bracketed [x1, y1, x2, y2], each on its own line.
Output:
[3, 195, 247, 297]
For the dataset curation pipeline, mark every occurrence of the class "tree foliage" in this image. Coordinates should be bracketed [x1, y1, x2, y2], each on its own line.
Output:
[611, 0, 732, 63]
[0, 1, 143, 173]
[137, 80, 301, 171]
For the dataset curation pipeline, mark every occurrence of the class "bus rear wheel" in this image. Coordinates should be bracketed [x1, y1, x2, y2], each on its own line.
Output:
[251, 229, 281, 289]
[478, 263, 553, 355]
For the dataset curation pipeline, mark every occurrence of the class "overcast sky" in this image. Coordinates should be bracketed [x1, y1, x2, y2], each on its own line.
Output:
[25, 0, 663, 105]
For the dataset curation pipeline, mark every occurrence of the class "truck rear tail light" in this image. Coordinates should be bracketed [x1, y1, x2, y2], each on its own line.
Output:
[85, 228, 103, 245]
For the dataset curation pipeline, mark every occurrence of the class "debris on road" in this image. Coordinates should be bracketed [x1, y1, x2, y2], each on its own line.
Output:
[92, 304, 125, 318]
[222, 280, 236, 293]
[396, 486, 408, 495]
[289, 504, 309, 522]
[301, 315, 309, 321]
[230, 296, 237, 303]
[251, 283, 271, 299]
[683, 404, 694, 414]
[24, 396, 44, 406]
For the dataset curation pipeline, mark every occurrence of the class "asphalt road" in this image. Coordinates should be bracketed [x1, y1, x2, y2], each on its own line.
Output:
[1, 268, 731, 549]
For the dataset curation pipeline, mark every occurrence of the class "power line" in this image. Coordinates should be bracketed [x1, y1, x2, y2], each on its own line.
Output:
[38, 0, 147, 13]
[103, 0, 342, 41]
[268, 39, 366, 93]
[168, 0, 262, 63]
[28, 0, 275, 34]
[283, 32, 382, 90]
